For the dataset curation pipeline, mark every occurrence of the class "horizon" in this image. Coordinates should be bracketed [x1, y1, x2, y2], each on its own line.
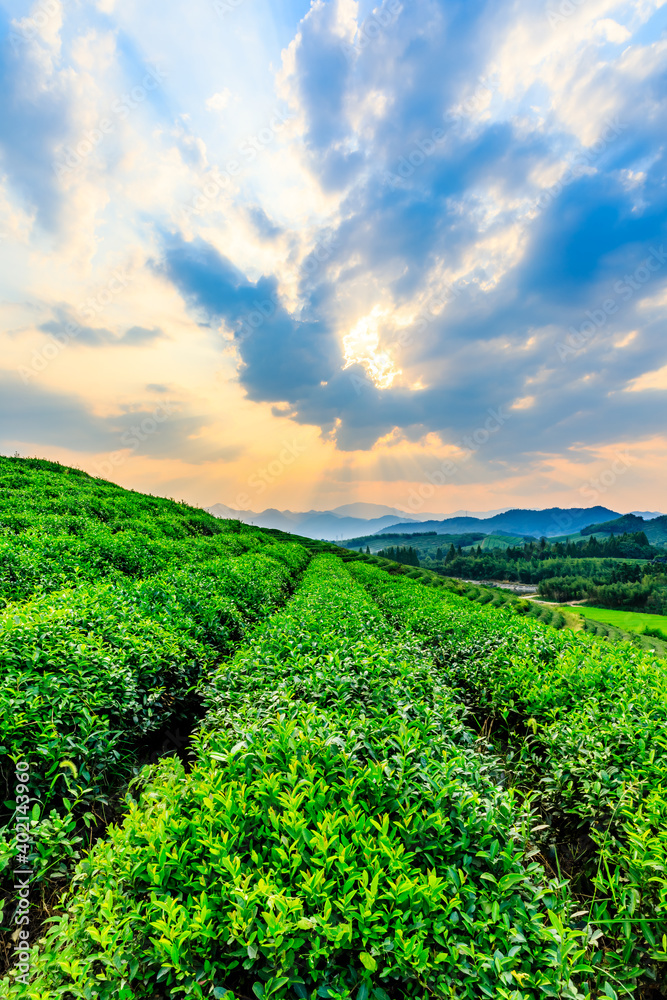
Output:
[1, 0, 665, 512]
[208, 498, 663, 518]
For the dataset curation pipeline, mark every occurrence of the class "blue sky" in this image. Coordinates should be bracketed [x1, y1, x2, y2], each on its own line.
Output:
[1, 0, 666, 513]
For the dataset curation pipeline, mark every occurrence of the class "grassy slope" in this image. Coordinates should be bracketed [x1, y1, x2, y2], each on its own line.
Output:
[570, 605, 667, 637]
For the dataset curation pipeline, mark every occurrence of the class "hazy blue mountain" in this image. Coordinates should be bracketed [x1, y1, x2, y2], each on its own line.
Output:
[206, 503, 416, 539]
[206, 502, 643, 541]
[328, 503, 418, 519]
[374, 506, 622, 538]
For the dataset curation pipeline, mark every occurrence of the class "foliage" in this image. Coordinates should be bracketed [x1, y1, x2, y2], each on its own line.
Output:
[4, 457, 667, 999]
[374, 545, 420, 566]
[5, 557, 586, 1000]
[348, 562, 667, 994]
[0, 458, 309, 917]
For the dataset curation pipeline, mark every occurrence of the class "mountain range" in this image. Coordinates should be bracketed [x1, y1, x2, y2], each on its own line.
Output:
[373, 506, 629, 538]
[206, 502, 426, 540]
[207, 502, 665, 541]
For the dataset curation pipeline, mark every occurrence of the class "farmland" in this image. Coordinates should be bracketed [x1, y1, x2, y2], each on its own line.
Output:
[342, 532, 667, 618]
[568, 606, 667, 640]
[2, 458, 667, 999]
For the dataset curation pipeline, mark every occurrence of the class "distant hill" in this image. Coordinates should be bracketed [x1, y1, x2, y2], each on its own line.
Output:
[205, 502, 520, 539]
[206, 503, 418, 540]
[207, 502, 662, 543]
[374, 506, 621, 538]
[206, 501, 522, 540]
[582, 513, 667, 546]
[325, 502, 417, 519]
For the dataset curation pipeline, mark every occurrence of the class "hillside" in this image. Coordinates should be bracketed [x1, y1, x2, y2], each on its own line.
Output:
[2, 458, 667, 998]
[582, 512, 667, 545]
[0, 456, 310, 969]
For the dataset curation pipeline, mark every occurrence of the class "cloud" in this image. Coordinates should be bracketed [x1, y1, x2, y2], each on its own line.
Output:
[0, 371, 239, 465]
[0, 9, 74, 231]
[153, 0, 666, 469]
[39, 310, 166, 347]
[206, 89, 231, 111]
[0, 0, 665, 500]
[120, 326, 166, 346]
[247, 205, 282, 240]
[159, 234, 339, 399]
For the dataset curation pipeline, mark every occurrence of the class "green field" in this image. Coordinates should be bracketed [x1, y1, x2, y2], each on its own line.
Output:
[2, 457, 667, 999]
[574, 605, 667, 639]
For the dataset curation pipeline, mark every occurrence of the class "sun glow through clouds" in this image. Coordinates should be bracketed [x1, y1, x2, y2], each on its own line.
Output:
[342, 306, 401, 389]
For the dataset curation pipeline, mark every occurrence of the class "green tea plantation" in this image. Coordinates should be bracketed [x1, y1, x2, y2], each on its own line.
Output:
[1, 457, 666, 999]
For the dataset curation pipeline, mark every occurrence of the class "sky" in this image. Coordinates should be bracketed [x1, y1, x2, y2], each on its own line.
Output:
[1, 0, 666, 516]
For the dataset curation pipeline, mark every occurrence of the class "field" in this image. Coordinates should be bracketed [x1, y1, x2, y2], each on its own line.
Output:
[573, 606, 667, 640]
[2, 457, 667, 999]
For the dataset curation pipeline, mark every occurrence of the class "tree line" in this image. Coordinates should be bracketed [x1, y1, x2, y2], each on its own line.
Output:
[376, 545, 421, 566]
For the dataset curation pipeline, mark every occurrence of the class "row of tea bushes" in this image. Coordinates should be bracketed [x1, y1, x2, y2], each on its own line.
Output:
[6, 556, 587, 1000]
[0, 458, 310, 925]
[349, 562, 667, 995]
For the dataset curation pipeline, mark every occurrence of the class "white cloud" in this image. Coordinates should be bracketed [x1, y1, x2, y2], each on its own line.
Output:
[206, 89, 232, 111]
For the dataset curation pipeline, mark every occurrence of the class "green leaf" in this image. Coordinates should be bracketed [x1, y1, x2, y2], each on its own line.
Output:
[359, 953, 377, 972]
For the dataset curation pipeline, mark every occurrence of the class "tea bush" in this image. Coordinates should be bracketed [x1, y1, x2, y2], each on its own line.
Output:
[6, 557, 587, 1000]
[349, 562, 667, 993]
[0, 459, 308, 922]
[5, 457, 665, 998]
